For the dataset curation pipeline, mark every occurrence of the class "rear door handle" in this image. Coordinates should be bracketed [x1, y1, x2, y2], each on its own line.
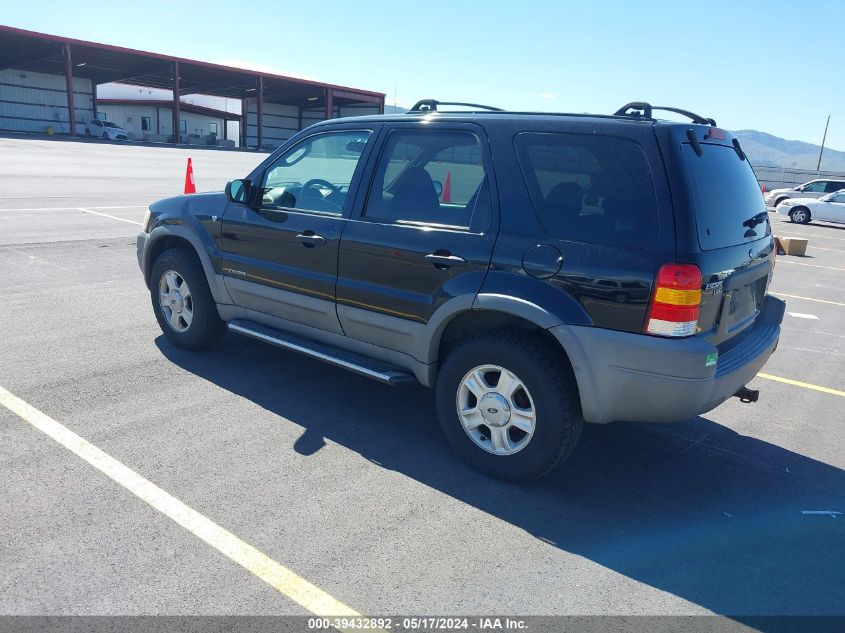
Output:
[296, 233, 327, 247]
[425, 253, 467, 268]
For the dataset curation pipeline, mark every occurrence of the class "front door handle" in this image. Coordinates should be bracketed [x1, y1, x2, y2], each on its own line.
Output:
[425, 253, 467, 269]
[296, 233, 327, 247]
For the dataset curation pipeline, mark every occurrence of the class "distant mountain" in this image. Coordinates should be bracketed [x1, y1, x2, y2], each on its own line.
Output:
[383, 105, 406, 114]
[733, 130, 845, 172]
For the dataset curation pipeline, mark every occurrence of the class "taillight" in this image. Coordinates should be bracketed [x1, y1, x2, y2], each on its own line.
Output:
[644, 264, 702, 337]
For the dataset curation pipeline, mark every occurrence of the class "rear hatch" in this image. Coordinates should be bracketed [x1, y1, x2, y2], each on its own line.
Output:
[662, 125, 775, 347]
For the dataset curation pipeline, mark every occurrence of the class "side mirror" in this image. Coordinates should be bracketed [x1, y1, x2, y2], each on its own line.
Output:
[225, 179, 251, 204]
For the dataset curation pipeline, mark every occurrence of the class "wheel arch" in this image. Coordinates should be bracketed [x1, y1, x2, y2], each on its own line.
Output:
[143, 226, 232, 304]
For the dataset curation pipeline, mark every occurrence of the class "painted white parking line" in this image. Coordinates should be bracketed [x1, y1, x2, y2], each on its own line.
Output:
[0, 205, 148, 212]
[788, 312, 820, 320]
[776, 260, 845, 272]
[772, 292, 845, 307]
[775, 229, 845, 243]
[808, 245, 845, 254]
[0, 386, 360, 618]
[78, 207, 143, 226]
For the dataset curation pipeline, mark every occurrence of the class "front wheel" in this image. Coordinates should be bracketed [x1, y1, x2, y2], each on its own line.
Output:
[435, 331, 583, 481]
[789, 207, 811, 224]
[150, 248, 225, 350]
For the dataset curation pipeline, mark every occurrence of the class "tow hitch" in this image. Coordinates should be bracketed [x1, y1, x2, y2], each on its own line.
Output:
[734, 386, 759, 403]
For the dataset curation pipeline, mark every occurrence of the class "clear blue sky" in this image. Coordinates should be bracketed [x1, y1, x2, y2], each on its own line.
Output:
[4, 0, 844, 151]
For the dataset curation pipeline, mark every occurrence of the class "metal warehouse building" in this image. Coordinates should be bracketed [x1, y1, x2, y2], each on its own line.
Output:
[0, 25, 384, 149]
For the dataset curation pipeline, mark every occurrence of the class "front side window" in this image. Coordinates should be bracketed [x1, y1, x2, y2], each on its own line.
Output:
[515, 132, 659, 247]
[364, 130, 489, 228]
[802, 181, 827, 192]
[260, 130, 371, 215]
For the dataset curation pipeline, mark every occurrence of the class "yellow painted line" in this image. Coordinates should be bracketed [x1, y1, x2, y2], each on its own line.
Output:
[776, 260, 845, 272]
[771, 292, 845, 307]
[0, 386, 359, 617]
[78, 207, 143, 226]
[757, 373, 845, 398]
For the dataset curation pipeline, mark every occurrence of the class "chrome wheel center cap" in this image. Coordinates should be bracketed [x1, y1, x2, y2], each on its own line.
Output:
[170, 293, 183, 313]
[479, 393, 511, 427]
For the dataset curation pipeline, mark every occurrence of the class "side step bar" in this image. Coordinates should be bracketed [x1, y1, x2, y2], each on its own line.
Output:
[227, 319, 417, 386]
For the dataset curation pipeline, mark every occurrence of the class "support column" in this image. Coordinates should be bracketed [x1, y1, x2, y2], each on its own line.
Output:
[256, 76, 264, 150]
[378, 98, 384, 115]
[171, 61, 181, 144]
[63, 44, 76, 136]
[324, 88, 333, 121]
[91, 83, 98, 122]
[297, 106, 303, 132]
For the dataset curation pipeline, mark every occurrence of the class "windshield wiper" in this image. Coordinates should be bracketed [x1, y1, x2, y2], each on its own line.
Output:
[742, 211, 769, 229]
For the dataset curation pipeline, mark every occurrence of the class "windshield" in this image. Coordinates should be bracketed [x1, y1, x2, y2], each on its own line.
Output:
[681, 143, 769, 250]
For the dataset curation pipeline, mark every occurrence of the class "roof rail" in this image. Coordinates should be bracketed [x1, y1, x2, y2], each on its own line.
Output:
[408, 99, 504, 113]
[614, 102, 717, 126]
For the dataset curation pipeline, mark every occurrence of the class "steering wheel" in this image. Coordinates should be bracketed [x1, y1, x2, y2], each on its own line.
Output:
[301, 179, 341, 199]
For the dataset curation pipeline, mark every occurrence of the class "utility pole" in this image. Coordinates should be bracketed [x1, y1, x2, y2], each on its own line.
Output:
[816, 115, 831, 172]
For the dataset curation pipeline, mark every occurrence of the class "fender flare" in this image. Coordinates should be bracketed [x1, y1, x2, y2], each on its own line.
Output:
[143, 225, 233, 305]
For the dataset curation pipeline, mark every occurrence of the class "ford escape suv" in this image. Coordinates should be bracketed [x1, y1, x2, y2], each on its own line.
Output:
[137, 100, 784, 481]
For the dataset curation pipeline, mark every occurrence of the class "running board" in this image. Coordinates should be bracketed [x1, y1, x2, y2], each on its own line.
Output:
[227, 319, 417, 386]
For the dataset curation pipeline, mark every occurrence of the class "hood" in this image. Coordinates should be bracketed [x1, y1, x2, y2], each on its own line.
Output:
[767, 187, 795, 196]
[149, 191, 227, 215]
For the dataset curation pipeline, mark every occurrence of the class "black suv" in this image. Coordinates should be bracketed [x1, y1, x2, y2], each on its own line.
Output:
[137, 100, 784, 481]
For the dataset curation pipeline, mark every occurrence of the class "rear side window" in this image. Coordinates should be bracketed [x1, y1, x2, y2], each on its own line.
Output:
[825, 181, 845, 193]
[515, 133, 659, 248]
[364, 130, 489, 229]
[681, 144, 769, 251]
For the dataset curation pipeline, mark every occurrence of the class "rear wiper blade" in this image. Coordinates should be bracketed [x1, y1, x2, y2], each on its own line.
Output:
[743, 211, 769, 228]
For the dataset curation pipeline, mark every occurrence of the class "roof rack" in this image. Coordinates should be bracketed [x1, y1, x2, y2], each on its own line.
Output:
[614, 102, 717, 127]
[408, 99, 504, 113]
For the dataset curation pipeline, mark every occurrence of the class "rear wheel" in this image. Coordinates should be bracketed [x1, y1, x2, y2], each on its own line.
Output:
[774, 197, 788, 207]
[150, 248, 225, 350]
[102, 132, 108, 140]
[789, 207, 811, 224]
[435, 331, 583, 481]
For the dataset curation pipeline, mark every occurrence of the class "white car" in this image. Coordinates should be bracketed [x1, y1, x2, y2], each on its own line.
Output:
[776, 190, 845, 224]
[765, 178, 845, 207]
[85, 119, 128, 141]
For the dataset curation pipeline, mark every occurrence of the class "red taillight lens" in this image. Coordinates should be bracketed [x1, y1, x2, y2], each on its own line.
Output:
[645, 263, 702, 337]
[708, 128, 727, 140]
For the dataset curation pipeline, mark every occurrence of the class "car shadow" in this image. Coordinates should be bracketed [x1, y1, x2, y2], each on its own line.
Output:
[156, 335, 844, 619]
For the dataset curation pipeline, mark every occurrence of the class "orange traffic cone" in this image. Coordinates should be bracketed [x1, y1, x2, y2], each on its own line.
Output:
[184, 157, 196, 194]
[442, 171, 452, 203]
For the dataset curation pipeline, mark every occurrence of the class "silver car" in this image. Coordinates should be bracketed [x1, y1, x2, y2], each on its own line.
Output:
[765, 178, 845, 207]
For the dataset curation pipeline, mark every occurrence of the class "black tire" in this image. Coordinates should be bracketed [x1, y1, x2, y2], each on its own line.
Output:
[435, 331, 583, 481]
[789, 207, 811, 224]
[85, 129, 91, 137]
[150, 247, 225, 350]
[102, 132, 108, 140]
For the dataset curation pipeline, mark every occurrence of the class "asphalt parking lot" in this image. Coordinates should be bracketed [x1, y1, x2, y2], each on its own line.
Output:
[1, 136, 843, 622]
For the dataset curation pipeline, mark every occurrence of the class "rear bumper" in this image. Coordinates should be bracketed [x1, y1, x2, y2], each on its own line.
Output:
[551, 295, 785, 424]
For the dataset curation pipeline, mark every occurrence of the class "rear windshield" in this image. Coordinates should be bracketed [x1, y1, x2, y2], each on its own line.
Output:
[515, 133, 659, 248]
[682, 143, 769, 250]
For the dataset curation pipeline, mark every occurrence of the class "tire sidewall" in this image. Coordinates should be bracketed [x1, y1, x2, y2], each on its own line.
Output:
[436, 337, 577, 481]
[790, 208, 809, 224]
[150, 249, 219, 349]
